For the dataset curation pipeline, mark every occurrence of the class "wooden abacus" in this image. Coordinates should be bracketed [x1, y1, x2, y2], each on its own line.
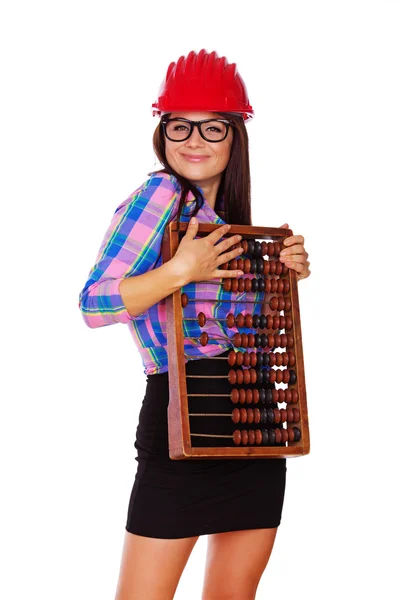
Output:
[161, 222, 310, 460]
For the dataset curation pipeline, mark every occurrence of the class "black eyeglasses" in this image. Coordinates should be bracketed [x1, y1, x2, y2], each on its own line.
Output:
[161, 117, 234, 143]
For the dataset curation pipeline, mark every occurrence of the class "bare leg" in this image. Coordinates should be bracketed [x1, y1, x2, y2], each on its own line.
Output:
[201, 527, 279, 600]
[114, 530, 199, 600]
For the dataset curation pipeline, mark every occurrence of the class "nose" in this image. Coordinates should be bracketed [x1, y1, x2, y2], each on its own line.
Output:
[184, 125, 205, 147]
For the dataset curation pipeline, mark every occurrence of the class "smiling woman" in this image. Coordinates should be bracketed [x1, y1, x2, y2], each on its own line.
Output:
[78, 48, 311, 600]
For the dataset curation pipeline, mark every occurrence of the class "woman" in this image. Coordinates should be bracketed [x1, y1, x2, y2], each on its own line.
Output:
[79, 49, 311, 600]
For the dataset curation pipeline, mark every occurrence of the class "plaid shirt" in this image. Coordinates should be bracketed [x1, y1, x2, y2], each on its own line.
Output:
[78, 171, 263, 375]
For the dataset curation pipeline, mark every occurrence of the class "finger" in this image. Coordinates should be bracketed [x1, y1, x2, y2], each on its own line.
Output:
[283, 234, 305, 247]
[183, 217, 199, 240]
[214, 269, 244, 279]
[280, 254, 307, 266]
[214, 234, 242, 255]
[279, 223, 289, 228]
[205, 223, 233, 245]
[216, 245, 244, 266]
[279, 243, 307, 258]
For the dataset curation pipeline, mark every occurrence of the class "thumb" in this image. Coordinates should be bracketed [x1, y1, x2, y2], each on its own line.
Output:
[185, 216, 199, 239]
[279, 223, 289, 229]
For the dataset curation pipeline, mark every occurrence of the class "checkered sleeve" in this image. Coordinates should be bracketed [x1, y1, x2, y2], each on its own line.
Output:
[78, 173, 179, 328]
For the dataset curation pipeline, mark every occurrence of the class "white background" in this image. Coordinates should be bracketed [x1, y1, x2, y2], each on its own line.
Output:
[1, 1, 399, 598]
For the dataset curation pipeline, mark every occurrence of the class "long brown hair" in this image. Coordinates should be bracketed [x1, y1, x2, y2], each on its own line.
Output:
[149, 113, 252, 225]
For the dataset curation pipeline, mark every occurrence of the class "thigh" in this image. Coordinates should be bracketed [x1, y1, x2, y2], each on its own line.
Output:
[201, 528, 279, 600]
[114, 530, 199, 600]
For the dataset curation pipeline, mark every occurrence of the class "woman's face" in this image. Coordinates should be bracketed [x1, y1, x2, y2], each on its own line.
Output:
[164, 111, 234, 189]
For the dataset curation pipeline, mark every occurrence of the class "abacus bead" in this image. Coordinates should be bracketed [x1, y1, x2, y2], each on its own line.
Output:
[284, 298, 291, 311]
[291, 390, 299, 404]
[256, 258, 264, 273]
[275, 428, 282, 443]
[248, 430, 255, 444]
[267, 334, 275, 347]
[280, 409, 288, 423]
[252, 314, 260, 328]
[238, 278, 245, 292]
[241, 333, 248, 347]
[254, 241, 262, 258]
[226, 314, 235, 328]
[267, 242, 274, 256]
[278, 389, 286, 403]
[250, 352, 258, 367]
[236, 313, 245, 327]
[255, 429, 263, 444]
[247, 240, 255, 256]
[261, 241, 268, 256]
[228, 350, 236, 367]
[231, 278, 238, 293]
[278, 296, 285, 311]
[262, 429, 269, 445]
[288, 428, 295, 442]
[263, 261, 270, 275]
[259, 314, 266, 329]
[231, 389, 239, 403]
[237, 258, 244, 271]
[247, 408, 254, 424]
[254, 408, 261, 423]
[287, 334, 294, 348]
[270, 297, 279, 311]
[253, 389, 260, 403]
[285, 389, 292, 403]
[250, 369, 257, 384]
[268, 352, 276, 367]
[233, 430, 242, 445]
[228, 370, 237, 384]
[245, 278, 252, 292]
[245, 314, 253, 328]
[289, 370, 297, 385]
[259, 389, 266, 403]
[241, 430, 249, 445]
[243, 369, 250, 384]
[286, 316, 293, 330]
[242, 352, 250, 366]
[223, 279, 232, 292]
[233, 333, 241, 347]
[200, 332, 208, 346]
[236, 369, 243, 384]
[255, 352, 262, 367]
[248, 334, 255, 348]
[244, 258, 251, 273]
[240, 408, 247, 423]
[265, 389, 273, 403]
[230, 259, 238, 270]
[241, 240, 248, 254]
[261, 408, 268, 423]
[287, 408, 294, 422]
[181, 293, 189, 308]
[269, 260, 277, 274]
[293, 408, 300, 423]
[271, 389, 279, 403]
[261, 334, 268, 348]
[283, 370, 290, 384]
[269, 429, 276, 445]
[254, 334, 261, 348]
[236, 350, 243, 366]
[250, 259, 257, 273]
[246, 389, 253, 404]
[274, 241, 281, 256]
[267, 409, 275, 423]
[232, 408, 240, 424]
[293, 427, 301, 441]
[198, 312, 206, 327]
[239, 389, 246, 404]
[273, 408, 281, 423]
[281, 429, 289, 443]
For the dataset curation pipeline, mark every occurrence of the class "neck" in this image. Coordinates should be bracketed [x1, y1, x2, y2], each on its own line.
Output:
[191, 177, 221, 210]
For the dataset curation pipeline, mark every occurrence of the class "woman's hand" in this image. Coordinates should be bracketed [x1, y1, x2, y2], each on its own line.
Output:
[278, 223, 311, 281]
[170, 218, 244, 286]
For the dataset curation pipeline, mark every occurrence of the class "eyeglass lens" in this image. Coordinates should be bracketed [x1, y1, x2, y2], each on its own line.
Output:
[165, 119, 228, 142]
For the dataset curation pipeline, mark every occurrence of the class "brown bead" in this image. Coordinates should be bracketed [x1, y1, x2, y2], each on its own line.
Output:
[244, 258, 251, 273]
[293, 408, 300, 423]
[266, 315, 273, 329]
[269, 370, 276, 383]
[273, 408, 281, 423]
[271, 389, 279, 403]
[236, 350, 243, 366]
[241, 240, 248, 254]
[278, 389, 286, 403]
[253, 389, 260, 404]
[275, 353, 283, 367]
[275, 428, 282, 443]
[269, 296, 278, 311]
[237, 258, 244, 271]
[273, 242, 281, 257]
[244, 389, 252, 404]
[239, 389, 246, 404]
[276, 370, 283, 384]
[250, 352, 257, 367]
[236, 369, 243, 385]
[228, 370, 237, 384]
[285, 315, 293, 330]
[267, 334, 275, 347]
[263, 260, 270, 275]
[263, 278, 270, 294]
[220, 262, 228, 270]
[280, 334, 288, 348]
[240, 408, 247, 423]
[223, 279, 232, 292]
[278, 296, 285, 311]
[254, 408, 261, 423]
[286, 334, 294, 348]
[275, 261, 283, 275]
[242, 351, 250, 366]
[267, 242, 274, 256]
[181, 293, 189, 308]
[283, 370, 290, 384]
[243, 369, 250, 384]
[197, 312, 206, 327]
[281, 428, 289, 443]
[244, 314, 253, 328]
[236, 313, 245, 328]
[284, 298, 291, 311]
[241, 430, 249, 445]
[238, 278, 245, 292]
[291, 390, 299, 404]
[230, 259, 238, 270]
[231, 278, 238, 293]
[231, 389, 239, 404]
[270, 278, 278, 293]
[241, 333, 248, 348]
[247, 333, 255, 348]
[233, 333, 241, 347]
[287, 408, 294, 423]
[255, 429, 263, 445]
[232, 408, 240, 424]
[280, 409, 288, 423]
[288, 428, 295, 442]
[288, 352, 295, 366]
[228, 351, 237, 366]
[244, 278, 252, 292]
[226, 314, 235, 328]
[261, 241, 268, 256]
[285, 389, 292, 403]
[233, 430, 242, 445]
[199, 332, 208, 346]
[270, 260, 277, 275]
[247, 408, 254, 424]
[248, 430, 255, 444]
[250, 369, 257, 384]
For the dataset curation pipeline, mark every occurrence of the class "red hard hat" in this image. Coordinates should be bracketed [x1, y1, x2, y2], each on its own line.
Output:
[152, 49, 254, 121]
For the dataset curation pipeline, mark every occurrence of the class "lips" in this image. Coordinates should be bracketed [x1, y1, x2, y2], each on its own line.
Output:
[181, 153, 210, 162]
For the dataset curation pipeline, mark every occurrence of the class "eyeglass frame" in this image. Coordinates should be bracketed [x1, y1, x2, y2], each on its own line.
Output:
[161, 116, 235, 143]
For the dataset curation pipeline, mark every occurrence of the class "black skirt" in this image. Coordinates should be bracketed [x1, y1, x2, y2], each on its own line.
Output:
[125, 349, 287, 539]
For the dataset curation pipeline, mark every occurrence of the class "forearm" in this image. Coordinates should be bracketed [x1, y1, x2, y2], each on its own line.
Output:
[119, 259, 186, 318]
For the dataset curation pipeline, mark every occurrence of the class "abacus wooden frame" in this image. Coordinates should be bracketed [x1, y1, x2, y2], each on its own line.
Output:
[161, 221, 310, 460]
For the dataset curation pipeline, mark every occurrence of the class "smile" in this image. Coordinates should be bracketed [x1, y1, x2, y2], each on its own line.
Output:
[181, 154, 210, 163]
